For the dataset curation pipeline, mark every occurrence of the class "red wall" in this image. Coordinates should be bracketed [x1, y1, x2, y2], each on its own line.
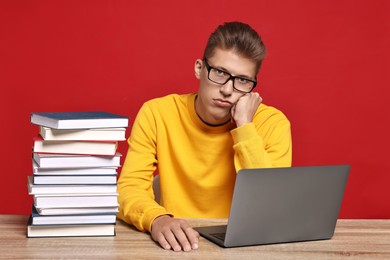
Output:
[1, 0, 389, 218]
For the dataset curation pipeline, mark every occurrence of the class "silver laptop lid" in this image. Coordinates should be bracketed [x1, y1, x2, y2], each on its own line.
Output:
[224, 165, 350, 247]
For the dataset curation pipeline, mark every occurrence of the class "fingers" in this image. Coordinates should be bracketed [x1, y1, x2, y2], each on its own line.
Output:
[151, 216, 200, 251]
[162, 229, 183, 251]
[184, 225, 200, 250]
[242, 92, 262, 104]
[154, 231, 174, 250]
[230, 104, 236, 123]
[174, 222, 199, 251]
[174, 226, 193, 251]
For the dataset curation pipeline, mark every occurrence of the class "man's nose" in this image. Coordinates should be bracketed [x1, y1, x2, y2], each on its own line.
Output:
[219, 79, 234, 96]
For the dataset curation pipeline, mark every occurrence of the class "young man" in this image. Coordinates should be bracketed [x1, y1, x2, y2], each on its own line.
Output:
[117, 21, 292, 251]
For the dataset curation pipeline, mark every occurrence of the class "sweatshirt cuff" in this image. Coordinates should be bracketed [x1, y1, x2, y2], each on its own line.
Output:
[143, 208, 174, 233]
[230, 122, 258, 144]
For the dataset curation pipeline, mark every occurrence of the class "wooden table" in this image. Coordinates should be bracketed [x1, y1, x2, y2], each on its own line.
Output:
[1, 215, 390, 259]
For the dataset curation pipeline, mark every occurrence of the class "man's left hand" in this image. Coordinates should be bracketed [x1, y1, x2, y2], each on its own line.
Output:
[231, 92, 262, 127]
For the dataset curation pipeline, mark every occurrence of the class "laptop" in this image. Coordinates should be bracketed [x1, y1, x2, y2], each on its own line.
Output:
[194, 165, 350, 248]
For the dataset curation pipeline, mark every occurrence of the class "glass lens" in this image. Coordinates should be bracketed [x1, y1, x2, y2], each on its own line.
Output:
[209, 68, 230, 84]
[234, 78, 254, 92]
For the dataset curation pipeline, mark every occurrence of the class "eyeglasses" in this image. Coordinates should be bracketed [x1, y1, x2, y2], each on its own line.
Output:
[203, 58, 257, 93]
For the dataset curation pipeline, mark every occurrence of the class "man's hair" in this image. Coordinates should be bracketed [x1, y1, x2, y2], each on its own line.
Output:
[203, 21, 266, 73]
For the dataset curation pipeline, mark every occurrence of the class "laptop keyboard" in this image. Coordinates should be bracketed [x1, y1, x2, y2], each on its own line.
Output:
[210, 232, 226, 241]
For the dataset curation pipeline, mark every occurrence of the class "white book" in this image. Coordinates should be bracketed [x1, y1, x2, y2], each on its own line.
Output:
[33, 194, 119, 208]
[40, 126, 126, 141]
[31, 207, 117, 225]
[27, 176, 117, 195]
[30, 111, 128, 129]
[27, 219, 115, 237]
[31, 215, 117, 225]
[33, 137, 118, 156]
[33, 152, 121, 168]
[33, 175, 117, 185]
[33, 161, 118, 176]
[35, 206, 119, 216]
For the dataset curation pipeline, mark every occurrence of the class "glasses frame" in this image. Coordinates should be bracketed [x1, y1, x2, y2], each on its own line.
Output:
[203, 58, 257, 93]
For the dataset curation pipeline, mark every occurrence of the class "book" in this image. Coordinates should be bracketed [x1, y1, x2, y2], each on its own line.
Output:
[35, 206, 119, 216]
[27, 176, 117, 195]
[33, 152, 122, 168]
[33, 161, 118, 176]
[33, 136, 118, 156]
[33, 194, 118, 208]
[39, 126, 126, 141]
[31, 111, 129, 129]
[31, 206, 117, 225]
[31, 214, 117, 225]
[27, 217, 116, 237]
[33, 174, 117, 185]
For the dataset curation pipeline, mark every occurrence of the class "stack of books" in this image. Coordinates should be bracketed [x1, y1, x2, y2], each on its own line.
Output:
[27, 111, 129, 237]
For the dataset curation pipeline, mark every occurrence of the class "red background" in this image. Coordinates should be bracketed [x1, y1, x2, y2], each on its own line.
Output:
[1, 0, 389, 218]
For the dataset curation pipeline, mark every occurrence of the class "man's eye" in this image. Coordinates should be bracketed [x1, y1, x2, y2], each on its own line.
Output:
[237, 77, 249, 84]
[215, 69, 227, 77]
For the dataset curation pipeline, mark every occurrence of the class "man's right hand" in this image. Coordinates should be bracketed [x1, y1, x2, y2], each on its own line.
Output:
[151, 215, 200, 251]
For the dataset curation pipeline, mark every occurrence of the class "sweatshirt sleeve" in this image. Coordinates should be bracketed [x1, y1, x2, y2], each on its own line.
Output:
[231, 108, 292, 170]
[117, 103, 172, 232]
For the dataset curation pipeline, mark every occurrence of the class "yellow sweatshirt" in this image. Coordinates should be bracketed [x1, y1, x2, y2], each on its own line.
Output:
[117, 93, 292, 232]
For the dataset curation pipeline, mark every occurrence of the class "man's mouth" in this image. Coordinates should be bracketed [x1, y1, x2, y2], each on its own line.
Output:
[213, 98, 233, 108]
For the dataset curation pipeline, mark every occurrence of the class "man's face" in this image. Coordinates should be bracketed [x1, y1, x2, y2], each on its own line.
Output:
[194, 48, 258, 125]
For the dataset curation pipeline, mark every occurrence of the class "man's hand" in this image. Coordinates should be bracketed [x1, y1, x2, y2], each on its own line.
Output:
[151, 215, 200, 251]
[231, 92, 262, 127]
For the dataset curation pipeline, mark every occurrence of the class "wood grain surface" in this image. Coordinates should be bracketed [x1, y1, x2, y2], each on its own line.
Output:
[1, 215, 390, 259]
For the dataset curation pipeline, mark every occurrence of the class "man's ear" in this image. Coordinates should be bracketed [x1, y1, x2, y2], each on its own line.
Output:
[194, 59, 203, 79]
